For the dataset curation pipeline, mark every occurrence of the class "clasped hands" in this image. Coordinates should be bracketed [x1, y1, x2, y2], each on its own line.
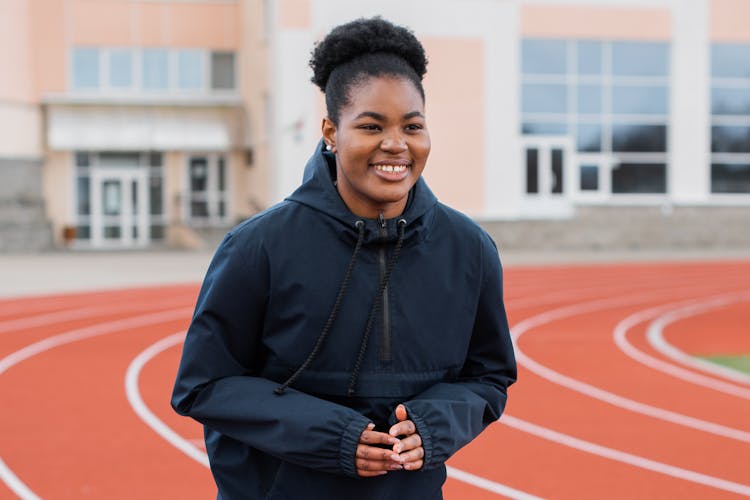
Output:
[356, 404, 424, 477]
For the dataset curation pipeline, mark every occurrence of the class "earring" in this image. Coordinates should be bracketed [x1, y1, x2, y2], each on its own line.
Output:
[326, 144, 333, 151]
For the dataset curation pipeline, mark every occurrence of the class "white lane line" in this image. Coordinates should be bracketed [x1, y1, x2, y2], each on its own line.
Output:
[501, 415, 750, 496]
[614, 298, 750, 400]
[0, 458, 40, 500]
[512, 291, 750, 443]
[647, 296, 750, 385]
[124, 331, 209, 467]
[0, 307, 192, 499]
[445, 467, 546, 500]
[0, 297, 193, 335]
[125, 332, 546, 500]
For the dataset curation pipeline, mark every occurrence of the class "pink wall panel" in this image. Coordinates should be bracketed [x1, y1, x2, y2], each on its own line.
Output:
[711, 0, 750, 41]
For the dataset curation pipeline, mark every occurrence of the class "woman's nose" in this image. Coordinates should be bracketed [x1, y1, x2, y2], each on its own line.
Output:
[380, 131, 407, 151]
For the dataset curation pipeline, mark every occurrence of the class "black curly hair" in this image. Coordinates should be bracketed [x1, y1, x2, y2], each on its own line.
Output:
[309, 17, 428, 125]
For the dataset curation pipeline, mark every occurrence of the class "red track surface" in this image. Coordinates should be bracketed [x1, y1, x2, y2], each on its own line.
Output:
[1, 262, 749, 499]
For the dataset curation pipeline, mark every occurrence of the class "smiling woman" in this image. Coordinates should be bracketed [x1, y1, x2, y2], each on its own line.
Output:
[171, 16, 516, 500]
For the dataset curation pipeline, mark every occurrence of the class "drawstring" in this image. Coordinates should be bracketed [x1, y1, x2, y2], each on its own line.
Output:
[274, 220, 366, 395]
[347, 218, 407, 396]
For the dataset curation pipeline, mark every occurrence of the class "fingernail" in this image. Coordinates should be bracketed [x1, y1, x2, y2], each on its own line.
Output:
[394, 444, 402, 453]
[391, 454, 401, 461]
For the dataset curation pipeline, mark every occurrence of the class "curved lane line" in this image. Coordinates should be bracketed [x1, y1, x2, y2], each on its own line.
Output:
[125, 332, 546, 500]
[614, 297, 750, 400]
[512, 292, 750, 443]
[124, 331, 210, 467]
[0, 307, 192, 500]
[501, 415, 750, 496]
[646, 296, 750, 385]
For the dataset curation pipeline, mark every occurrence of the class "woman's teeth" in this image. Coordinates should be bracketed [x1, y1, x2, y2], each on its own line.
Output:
[375, 165, 407, 173]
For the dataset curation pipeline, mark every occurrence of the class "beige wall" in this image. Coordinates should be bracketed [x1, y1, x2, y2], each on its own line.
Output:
[241, 0, 271, 211]
[521, 4, 671, 39]
[43, 151, 74, 245]
[70, 0, 240, 48]
[421, 37, 485, 214]
[710, 0, 750, 41]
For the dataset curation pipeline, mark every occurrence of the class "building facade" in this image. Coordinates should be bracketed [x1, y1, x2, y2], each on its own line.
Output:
[1, 0, 270, 250]
[1, 0, 748, 251]
[269, 0, 750, 223]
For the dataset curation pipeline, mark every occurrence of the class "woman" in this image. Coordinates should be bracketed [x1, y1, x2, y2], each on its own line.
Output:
[172, 17, 516, 500]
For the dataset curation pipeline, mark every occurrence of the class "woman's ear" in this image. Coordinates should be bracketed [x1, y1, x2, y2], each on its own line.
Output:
[321, 117, 337, 153]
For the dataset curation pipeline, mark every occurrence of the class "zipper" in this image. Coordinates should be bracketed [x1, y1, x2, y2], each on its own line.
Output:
[377, 212, 392, 362]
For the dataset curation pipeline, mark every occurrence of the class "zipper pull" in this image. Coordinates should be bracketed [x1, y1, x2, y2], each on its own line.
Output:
[378, 211, 386, 229]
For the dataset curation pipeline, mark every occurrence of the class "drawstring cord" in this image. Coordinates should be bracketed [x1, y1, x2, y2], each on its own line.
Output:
[274, 220, 366, 395]
[347, 218, 407, 396]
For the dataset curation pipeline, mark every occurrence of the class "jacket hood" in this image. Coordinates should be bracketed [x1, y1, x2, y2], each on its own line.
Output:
[286, 139, 438, 245]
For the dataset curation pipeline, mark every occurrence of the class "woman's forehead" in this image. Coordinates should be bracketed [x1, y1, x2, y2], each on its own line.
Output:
[343, 76, 425, 115]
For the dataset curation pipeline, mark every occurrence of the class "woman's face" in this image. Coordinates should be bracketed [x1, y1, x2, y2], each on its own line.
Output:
[323, 76, 430, 219]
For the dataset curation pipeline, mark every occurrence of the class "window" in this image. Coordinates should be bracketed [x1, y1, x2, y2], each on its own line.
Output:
[142, 49, 169, 90]
[108, 49, 134, 88]
[612, 163, 667, 193]
[711, 43, 750, 193]
[211, 52, 236, 90]
[70, 47, 237, 94]
[72, 48, 100, 89]
[178, 50, 204, 90]
[187, 154, 229, 224]
[521, 38, 670, 196]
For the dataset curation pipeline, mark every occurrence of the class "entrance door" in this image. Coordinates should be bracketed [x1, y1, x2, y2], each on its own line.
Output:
[90, 168, 148, 248]
[521, 136, 575, 218]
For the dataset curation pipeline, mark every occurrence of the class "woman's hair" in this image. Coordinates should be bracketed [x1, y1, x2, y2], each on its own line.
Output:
[309, 17, 428, 124]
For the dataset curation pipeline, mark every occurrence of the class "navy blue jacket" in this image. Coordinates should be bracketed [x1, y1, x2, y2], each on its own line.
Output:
[172, 141, 516, 499]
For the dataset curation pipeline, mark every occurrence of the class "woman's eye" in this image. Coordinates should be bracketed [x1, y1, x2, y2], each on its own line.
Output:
[405, 124, 423, 131]
[359, 124, 381, 131]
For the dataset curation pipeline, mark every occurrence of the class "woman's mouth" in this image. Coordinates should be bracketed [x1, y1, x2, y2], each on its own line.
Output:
[372, 163, 410, 181]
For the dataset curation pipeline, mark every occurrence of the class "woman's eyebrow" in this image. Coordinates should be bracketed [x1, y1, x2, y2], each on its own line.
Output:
[354, 111, 425, 120]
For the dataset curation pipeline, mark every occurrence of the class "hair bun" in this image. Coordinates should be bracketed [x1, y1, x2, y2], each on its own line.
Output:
[310, 17, 427, 92]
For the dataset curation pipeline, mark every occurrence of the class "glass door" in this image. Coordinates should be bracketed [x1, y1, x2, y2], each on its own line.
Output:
[521, 136, 575, 218]
[90, 168, 148, 248]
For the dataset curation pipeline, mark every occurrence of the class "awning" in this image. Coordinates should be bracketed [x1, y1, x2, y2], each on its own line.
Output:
[44, 100, 247, 151]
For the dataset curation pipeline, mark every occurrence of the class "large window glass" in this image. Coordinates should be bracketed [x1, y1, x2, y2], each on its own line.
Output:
[711, 44, 750, 79]
[142, 49, 169, 90]
[521, 38, 670, 196]
[612, 42, 669, 76]
[711, 43, 750, 194]
[178, 50, 203, 90]
[72, 48, 100, 89]
[108, 49, 133, 88]
[521, 39, 566, 74]
[211, 52, 236, 90]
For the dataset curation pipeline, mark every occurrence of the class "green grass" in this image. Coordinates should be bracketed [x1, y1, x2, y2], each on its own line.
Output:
[698, 355, 750, 375]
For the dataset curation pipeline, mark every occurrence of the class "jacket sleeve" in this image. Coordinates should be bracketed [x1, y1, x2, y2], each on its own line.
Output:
[171, 230, 371, 478]
[399, 233, 517, 470]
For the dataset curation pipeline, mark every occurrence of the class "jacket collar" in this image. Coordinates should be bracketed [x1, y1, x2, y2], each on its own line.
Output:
[287, 139, 437, 245]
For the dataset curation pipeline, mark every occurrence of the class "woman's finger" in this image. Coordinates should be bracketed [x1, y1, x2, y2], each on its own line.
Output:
[389, 418, 416, 437]
[356, 457, 404, 473]
[403, 459, 424, 471]
[395, 404, 407, 422]
[396, 432, 422, 452]
[360, 429, 399, 446]
[356, 444, 403, 462]
[399, 446, 425, 465]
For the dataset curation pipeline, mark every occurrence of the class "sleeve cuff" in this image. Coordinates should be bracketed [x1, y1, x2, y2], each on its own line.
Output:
[403, 403, 434, 470]
[339, 415, 371, 478]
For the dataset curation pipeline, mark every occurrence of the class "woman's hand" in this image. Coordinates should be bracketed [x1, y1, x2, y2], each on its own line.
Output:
[389, 404, 424, 471]
[356, 423, 405, 477]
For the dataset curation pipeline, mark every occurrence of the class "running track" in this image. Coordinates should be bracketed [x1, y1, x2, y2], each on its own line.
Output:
[1, 260, 748, 499]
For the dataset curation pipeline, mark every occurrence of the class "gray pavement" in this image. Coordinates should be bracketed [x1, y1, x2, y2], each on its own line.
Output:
[1, 247, 749, 298]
